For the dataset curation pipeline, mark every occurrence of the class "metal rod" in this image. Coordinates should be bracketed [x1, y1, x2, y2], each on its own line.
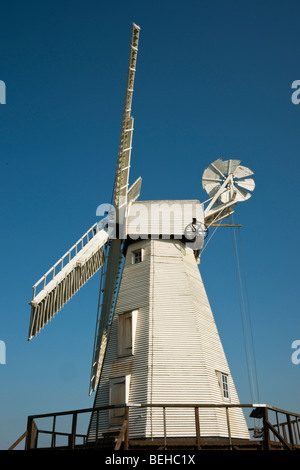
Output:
[210, 224, 242, 227]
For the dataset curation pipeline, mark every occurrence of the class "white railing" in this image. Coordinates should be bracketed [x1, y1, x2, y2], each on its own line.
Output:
[32, 223, 99, 300]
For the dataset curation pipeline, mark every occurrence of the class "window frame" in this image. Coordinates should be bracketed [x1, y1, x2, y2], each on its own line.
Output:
[131, 248, 143, 265]
[117, 310, 138, 357]
[216, 371, 231, 402]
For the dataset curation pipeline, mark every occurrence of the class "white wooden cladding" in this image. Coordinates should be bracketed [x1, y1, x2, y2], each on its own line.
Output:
[88, 238, 249, 441]
[28, 229, 108, 339]
[126, 199, 204, 238]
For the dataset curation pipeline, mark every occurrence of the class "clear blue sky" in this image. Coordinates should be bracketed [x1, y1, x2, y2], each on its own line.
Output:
[0, 0, 299, 450]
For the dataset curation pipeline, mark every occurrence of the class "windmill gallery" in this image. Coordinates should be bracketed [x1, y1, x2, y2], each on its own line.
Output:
[13, 23, 299, 451]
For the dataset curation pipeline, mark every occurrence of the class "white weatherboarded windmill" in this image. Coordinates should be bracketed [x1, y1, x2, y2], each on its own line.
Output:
[27, 24, 257, 447]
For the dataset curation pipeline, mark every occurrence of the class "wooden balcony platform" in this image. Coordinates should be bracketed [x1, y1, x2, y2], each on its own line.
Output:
[8, 403, 300, 451]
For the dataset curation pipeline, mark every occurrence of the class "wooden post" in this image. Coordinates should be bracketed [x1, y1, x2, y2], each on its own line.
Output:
[296, 417, 300, 443]
[282, 423, 287, 442]
[287, 414, 295, 448]
[292, 420, 299, 445]
[263, 408, 270, 450]
[163, 407, 167, 449]
[25, 417, 37, 450]
[70, 412, 77, 449]
[194, 407, 201, 450]
[25, 417, 32, 450]
[275, 411, 280, 442]
[225, 407, 232, 450]
[96, 409, 99, 443]
[51, 415, 56, 448]
[124, 406, 129, 450]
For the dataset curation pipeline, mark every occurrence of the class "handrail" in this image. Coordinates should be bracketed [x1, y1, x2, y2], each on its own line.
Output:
[22, 403, 300, 450]
[32, 222, 99, 299]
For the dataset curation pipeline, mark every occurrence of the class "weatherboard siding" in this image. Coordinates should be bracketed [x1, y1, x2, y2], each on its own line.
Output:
[88, 238, 249, 440]
[88, 240, 150, 439]
[126, 199, 203, 238]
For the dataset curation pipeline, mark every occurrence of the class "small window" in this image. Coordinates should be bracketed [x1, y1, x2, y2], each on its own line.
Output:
[216, 371, 230, 401]
[132, 248, 143, 264]
[221, 374, 229, 400]
[118, 310, 137, 357]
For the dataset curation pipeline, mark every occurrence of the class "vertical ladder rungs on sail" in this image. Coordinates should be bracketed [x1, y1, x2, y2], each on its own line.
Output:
[28, 225, 109, 340]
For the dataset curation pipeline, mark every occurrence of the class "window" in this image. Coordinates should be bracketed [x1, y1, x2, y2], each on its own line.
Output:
[109, 376, 130, 427]
[216, 371, 230, 401]
[132, 248, 143, 264]
[118, 310, 138, 357]
[221, 374, 229, 400]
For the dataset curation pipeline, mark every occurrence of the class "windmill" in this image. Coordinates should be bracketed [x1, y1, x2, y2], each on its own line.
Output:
[28, 23, 256, 443]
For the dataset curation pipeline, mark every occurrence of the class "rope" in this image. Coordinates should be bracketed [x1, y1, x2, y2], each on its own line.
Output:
[237, 225, 260, 403]
[229, 215, 260, 405]
[201, 205, 229, 255]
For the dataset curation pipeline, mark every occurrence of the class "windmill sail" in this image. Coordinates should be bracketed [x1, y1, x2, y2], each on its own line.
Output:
[89, 238, 123, 394]
[113, 23, 140, 216]
[89, 179, 142, 394]
[28, 23, 141, 343]
[28, 225, 108, 340]
[89, 24, 141, 393]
